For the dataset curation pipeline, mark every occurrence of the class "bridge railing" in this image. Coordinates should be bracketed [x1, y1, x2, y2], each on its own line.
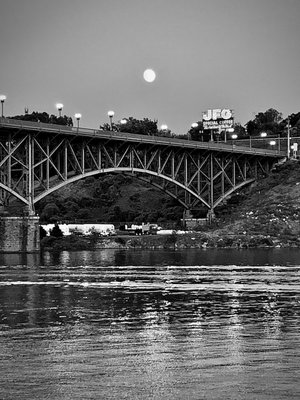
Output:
[78, 127, 284, 156]
[0, 117, 74, 133]
[227, 136, 300, 155]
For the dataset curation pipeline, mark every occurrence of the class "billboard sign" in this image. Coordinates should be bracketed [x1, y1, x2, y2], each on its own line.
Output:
[202, 109, 234, 130]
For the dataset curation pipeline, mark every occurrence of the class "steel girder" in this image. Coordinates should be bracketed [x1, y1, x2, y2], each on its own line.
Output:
[0, 122, 280, 214]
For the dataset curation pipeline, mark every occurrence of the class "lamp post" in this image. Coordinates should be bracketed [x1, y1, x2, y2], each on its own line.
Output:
[260, 131, 267, 149]
[107, 110, 115, 130]
[190, 122, 198, 140]
[56, 103, 63, 117]
[247, 131, 252, 149]
[224, 127, 234, 143]
[231, 133, 237, 146]
[160, 124, 168, 132]
[287, 117, 291, 159]
[0, 95, 6, 117]
[269, 140, 277, 151]
[74, 113, 81, 130]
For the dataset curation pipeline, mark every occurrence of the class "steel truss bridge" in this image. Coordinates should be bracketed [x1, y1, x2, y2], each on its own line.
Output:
[0, 118, 285, 218]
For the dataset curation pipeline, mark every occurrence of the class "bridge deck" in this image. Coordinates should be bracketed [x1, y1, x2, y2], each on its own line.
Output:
[0, 117, 285, 158]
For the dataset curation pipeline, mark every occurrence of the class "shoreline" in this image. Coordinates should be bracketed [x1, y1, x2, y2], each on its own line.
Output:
[41, 232, 300, 251]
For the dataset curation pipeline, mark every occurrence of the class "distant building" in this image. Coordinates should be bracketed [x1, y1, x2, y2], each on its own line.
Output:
[41, 223, 116, 236]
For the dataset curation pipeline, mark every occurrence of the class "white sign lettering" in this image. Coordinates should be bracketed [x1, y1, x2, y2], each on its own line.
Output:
[202, 109, 233, 121]
[202, 108, 234, 130]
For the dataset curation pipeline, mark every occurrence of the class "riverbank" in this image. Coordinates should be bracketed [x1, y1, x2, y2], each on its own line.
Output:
[40, 230, 300, 251]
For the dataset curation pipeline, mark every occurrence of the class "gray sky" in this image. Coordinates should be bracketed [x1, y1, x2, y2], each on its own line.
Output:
[0, 0, 299, 134]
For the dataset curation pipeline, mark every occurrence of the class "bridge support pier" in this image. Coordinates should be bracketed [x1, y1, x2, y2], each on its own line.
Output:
[0, 215, 40, 253]
[207, 209, 215, 224]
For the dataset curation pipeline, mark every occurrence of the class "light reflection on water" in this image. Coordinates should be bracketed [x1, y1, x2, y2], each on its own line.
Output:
[0, 248, 300, 399]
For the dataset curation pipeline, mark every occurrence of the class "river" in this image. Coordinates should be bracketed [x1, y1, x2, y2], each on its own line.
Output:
[0, 248, 300, 399]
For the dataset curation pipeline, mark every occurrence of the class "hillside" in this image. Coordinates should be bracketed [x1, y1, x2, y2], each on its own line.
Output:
[210, 159, 300, 246]
[35, 173, 183, 226]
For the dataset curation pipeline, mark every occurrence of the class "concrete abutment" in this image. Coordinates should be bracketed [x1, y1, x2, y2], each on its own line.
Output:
[0, 216, 40, 253]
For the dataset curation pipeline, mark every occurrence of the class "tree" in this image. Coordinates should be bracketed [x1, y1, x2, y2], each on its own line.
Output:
[186, 121, 208, 141]
[50, 223, 63, 238]
[40, 226, 47, 239]
[246, 108, 282, 136]
[245, 120, 258, 136]
[40, 202, 60, 222]
[288, 112, 300, 127]
[120, 117, 158, 135]
[9, 111, 73, 126]
[100, 117, 159, 135]
[232, 123, 247, 138]
[280, 112, 300, 137]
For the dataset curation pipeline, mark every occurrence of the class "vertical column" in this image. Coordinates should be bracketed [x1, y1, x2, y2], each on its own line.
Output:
[64, 139, 68, 178]
[158, 149, 161, 174]
[144, 149, 147, 170]
[197, 154, 201, 196]
[221, 156, 225, 199]
[232, 157, 236, 187]
[208, 152, 215, 223]
[7, 133, 11, 195]
[98, 143, 102, 170]
[184, 152, 188, 186]
[27, 134, 35, 215]
[210, 152, 214, 211]
[171, 150, 175, 180]
[81, 142, 85, 174]
[114, 144, 118, 168]
[130, 145, 133, 170]
[184, 152, 189, 209]
[46, 138, 50, 190]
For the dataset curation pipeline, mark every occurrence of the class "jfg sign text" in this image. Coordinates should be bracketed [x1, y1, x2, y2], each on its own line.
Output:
[202, 109, 234, 130]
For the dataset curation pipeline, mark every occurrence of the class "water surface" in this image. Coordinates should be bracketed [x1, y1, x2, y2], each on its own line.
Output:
[1, 249, 300, 399]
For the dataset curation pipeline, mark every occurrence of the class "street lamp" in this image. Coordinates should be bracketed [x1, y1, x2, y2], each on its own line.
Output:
[74, 113, 81, 130]
[190, 122, 198, 140]
[0, 94, 7, 117]
[260, 132, 267, 149]
[56, 103, 63, 117]
[119, 118, 127, 132]
[231, 133, 238, 147]
[107, 110, 115, 130]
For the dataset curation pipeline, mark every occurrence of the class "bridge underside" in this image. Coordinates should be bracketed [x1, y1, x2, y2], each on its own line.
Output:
[0, 128, 278, 216]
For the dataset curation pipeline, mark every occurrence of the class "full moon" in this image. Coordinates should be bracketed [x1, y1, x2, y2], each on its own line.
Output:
[143, 69, 156, 83]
